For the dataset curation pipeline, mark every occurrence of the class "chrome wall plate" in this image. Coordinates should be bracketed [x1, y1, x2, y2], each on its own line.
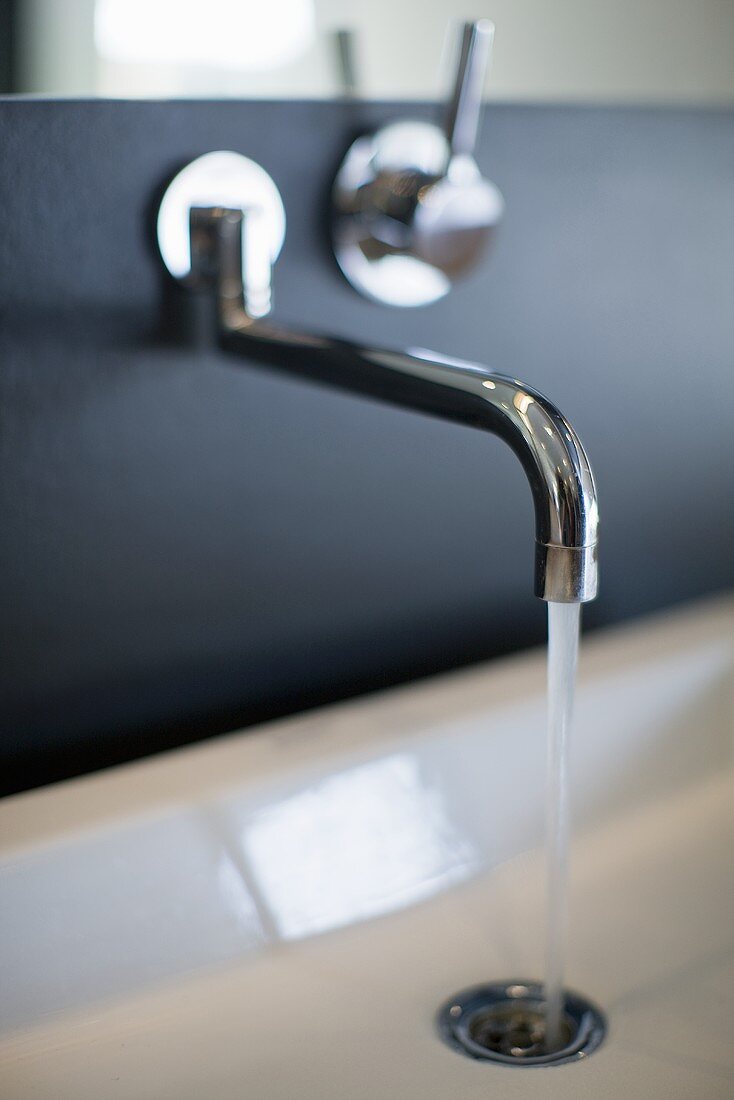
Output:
[157, 151, 286, 286]
[333, 120, 503, 307]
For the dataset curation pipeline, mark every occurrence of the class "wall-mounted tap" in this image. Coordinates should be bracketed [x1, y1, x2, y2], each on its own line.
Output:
[156, 150, 598, 604]
[332, 20, 504, 307]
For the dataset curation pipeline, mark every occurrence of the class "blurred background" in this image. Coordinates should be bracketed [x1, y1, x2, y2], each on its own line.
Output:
[2, 0, 734, 102]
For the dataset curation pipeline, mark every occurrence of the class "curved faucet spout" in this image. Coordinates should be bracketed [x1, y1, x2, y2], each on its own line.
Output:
[187, 202, 599, 603]
[218, 313, 599, 603]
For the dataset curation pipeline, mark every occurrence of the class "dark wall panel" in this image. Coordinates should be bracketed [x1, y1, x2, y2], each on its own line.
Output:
[1, 99, 732, 794]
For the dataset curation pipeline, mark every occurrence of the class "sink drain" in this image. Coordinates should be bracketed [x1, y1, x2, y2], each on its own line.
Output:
[437, 980, 606, 1067]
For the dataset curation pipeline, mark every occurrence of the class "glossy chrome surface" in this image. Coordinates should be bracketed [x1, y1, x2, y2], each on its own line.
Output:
[445, 18, 494, 160]
[332, 20, 504, 307]
[156, 151, 285, 309]
[157, 154, 598, 602]
[437, 980, 607, 1066]
[221, 324, 599, 601]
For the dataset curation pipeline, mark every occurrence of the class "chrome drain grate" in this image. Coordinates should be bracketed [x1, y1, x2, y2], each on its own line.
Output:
[437, 980, 606, 1067]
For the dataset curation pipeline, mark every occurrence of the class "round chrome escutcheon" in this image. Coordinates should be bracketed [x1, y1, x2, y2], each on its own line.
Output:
[157, 151, 286, 284]
[332, 121, 503, 308]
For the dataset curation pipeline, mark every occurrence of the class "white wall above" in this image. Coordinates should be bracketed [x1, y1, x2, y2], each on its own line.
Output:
[14, 0, 734, 103]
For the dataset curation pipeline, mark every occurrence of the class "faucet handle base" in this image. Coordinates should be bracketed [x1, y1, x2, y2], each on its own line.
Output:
[332, 120, 503, 309]
[157, 151, 285, 292]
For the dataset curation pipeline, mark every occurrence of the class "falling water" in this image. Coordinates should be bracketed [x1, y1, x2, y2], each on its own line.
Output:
[543, 601, 581, 1052]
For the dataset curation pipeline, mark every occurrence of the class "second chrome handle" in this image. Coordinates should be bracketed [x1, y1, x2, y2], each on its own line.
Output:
[445, 19, 495, 162]
[331, 19, 504, 308]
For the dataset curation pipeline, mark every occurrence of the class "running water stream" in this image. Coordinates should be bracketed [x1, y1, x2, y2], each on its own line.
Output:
[543, 601, 581, 1051]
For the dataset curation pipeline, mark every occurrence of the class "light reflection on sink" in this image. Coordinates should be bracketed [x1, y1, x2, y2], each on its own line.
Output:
[0, 594, 732, 1098]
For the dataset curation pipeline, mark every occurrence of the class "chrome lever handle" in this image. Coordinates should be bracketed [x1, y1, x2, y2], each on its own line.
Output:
[331, 17, 503, 308]
[444, 20, 494, 162]
[156, 150, 285, 319]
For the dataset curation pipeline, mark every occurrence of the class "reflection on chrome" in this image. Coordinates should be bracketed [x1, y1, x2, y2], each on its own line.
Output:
[513, 392, 535, 415]
[240, 754, 476, 940]
[157, 159, 599, 603]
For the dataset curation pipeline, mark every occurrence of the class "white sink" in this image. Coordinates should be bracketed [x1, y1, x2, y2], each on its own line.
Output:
[1, 594, 732, 1098]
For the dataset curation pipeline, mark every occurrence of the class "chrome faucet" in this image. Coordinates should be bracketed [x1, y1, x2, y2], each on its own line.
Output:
[157, 152, 599, 604]
[332, 20, 504, 308]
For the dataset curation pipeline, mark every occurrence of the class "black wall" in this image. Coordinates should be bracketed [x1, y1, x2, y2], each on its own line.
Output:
[1, 99, 732, 795]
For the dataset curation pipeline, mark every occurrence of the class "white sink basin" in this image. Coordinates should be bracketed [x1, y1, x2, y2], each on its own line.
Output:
[1, 594, 732, 1098]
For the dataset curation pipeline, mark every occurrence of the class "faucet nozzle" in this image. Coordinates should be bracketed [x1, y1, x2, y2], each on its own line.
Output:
[536, 543, 598, 604]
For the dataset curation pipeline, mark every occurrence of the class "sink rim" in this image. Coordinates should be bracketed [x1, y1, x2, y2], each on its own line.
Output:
[1, 591, 732, 861]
